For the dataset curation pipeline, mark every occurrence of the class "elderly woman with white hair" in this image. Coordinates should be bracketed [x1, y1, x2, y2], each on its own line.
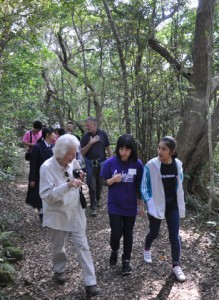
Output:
[39, 134, 101, 297]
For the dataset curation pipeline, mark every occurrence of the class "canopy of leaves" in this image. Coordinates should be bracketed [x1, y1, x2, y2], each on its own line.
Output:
[0, 0, 219, 199]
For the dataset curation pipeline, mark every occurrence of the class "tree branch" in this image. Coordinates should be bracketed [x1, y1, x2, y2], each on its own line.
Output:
[148, 38, 192, 80]
[57, 33, 68, 64]
[41, 70, 58, 97]
[155, 2, 184, 28]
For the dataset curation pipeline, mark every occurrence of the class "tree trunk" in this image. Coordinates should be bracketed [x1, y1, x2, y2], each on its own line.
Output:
[177, 0, 216, 170]
[71, 10, 91, 116]
[177, 0, 217, 206]
[148, 0, 217, 205]
[55, 33, 103, 125]
[102, 0, 131, 133]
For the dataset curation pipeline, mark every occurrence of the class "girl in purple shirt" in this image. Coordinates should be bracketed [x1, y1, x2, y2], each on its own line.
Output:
[100, 134, 144, 275]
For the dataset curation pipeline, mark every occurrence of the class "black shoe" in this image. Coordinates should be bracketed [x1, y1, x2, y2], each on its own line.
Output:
[122, 260, 132, 276]
[109, 251, 118, 266]
[85, 285, 101, 297]
[91, 209, 97, 217]
[53, 272, 66, 284]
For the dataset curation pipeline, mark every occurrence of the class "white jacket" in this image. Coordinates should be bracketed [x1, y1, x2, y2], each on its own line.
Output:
[141, 157, 185, 219]
[39, 157, 86, 232]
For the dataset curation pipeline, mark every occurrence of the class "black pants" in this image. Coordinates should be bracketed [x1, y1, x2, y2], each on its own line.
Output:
[145, 210, 181, 265]
[109, 214, 136, 261]
[85, 159, 103, 210]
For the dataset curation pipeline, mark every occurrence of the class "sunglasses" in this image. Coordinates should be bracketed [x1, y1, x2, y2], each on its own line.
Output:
[64, 171, 70, 182]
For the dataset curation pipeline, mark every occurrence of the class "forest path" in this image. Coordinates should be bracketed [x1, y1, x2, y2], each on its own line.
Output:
[0, 152, 218, 300]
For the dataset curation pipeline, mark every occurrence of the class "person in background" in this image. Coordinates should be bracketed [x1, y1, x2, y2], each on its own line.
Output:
[54, 128, 66, 144]
[66, 121, 83, 164]
[22, 120, 43, 154]
[80, 116, 113, 217]
[39, 134, 101, 297]
[66, 121, 80, 139]
[141, 136, 186, 282]
[65, 120, 74, 134]
[25, 127, 56, 222]
[100, 134, 144, 275]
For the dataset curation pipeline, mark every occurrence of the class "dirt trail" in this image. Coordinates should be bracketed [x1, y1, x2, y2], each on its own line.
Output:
[0, 156, 218, 299]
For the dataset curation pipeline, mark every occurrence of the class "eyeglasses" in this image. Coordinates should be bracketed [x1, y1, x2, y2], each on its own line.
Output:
[64, 171, 70, 182]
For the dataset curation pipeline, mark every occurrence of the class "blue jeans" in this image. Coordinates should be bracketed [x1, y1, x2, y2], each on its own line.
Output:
[145, 209, 181, 265]
[85, 159, 103, 210]
[109, 214, 136, 261]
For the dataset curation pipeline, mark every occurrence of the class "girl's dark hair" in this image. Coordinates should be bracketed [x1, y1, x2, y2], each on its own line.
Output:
[37, 127, 54, 142]
[161, 136, 177, 158]
[115, 134, 138, 162]
[57, 128, 66, 136]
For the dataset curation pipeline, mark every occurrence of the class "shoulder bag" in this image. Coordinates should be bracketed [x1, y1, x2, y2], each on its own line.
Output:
[25, 131, 32, 161]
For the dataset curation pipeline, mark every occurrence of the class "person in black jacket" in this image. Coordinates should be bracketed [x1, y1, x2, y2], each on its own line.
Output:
[26, 127, 56, 222]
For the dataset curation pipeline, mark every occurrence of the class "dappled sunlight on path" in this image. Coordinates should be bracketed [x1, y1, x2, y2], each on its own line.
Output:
[0, 156, 218, 299]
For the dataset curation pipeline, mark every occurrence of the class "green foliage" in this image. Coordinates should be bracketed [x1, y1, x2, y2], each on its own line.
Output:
[0, 269, 14, 285]
[0, 231, 14, 243]
[4, 247, 23, 262]
[0, 231, 17, 285]
[0, 292, 11, 300]
[0, 263, 15, 274]
[0, 126, 18, 180]
[0, 211, 20, 230]
[1, 0, 218, 187]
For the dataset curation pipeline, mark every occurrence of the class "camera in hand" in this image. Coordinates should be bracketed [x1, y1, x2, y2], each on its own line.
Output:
[73, 168, 87, 209]
[73, 168, 86, 179]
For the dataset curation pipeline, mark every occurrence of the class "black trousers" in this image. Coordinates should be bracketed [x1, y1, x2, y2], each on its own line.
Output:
[85, 159, 103, 210]
[87, 167, 103, 209]
[145, 210, 181, 265]
[109, 214, 136, 261]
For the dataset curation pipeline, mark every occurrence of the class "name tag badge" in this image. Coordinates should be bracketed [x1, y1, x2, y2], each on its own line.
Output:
[128, 168, 136, 175]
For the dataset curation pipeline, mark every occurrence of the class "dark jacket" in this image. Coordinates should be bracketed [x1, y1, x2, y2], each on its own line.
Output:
[26, 141, 53, 209]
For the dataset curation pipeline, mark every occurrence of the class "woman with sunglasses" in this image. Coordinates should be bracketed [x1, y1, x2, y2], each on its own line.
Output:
[39, 134, 101, 297]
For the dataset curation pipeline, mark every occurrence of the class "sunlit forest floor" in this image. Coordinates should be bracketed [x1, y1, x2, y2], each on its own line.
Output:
[0, 153, 218, 300]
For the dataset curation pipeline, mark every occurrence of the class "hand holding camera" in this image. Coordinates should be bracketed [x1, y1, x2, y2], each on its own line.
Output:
[73, 168, 87, 209]
[73, 168, 86, 182]
[67, 178, 83, 189]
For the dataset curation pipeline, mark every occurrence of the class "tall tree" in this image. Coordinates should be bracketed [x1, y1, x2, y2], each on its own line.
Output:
[148, 0, 218, 205]
[102, 0, 131, 133]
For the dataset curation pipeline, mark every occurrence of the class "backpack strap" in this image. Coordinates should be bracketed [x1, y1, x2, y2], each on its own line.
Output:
[29, 131, 33, 150]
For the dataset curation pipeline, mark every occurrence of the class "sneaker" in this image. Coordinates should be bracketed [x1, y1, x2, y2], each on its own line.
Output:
[91, 209, 97, 217]
[143, 249, 152, 263]
[85, 285, 101, 297]
[109, 251, 118, 265]
[122, 260, 132, 276]
[53, 272, 66, 284]
[172, 266, 186, 282]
